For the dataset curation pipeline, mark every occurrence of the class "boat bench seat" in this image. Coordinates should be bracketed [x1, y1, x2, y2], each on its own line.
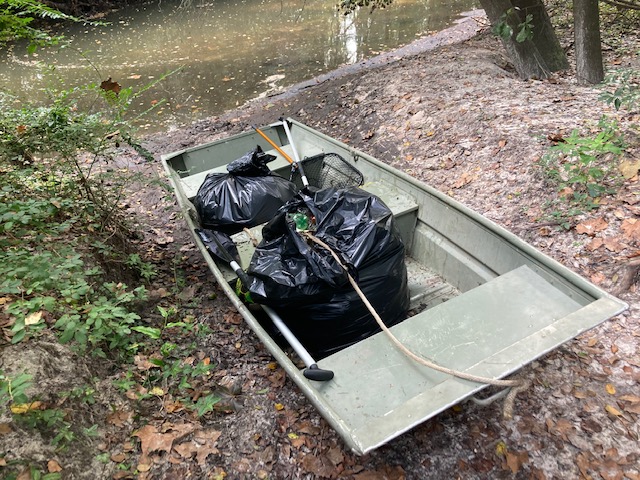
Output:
[311, 265, 584, 454]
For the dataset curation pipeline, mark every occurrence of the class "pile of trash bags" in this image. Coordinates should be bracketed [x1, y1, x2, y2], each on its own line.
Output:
[247, 187, 409, 358]
[194, 146, 409, 358]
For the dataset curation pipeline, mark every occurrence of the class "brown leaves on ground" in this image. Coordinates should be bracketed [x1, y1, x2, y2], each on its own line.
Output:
[132, 422, 221, 477]
[621, 218, 640, 243]
[571, 194, 640, 293]
[576, 217, 609, 236]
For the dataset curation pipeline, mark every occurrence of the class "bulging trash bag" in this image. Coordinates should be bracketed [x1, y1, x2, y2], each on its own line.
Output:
[193, 146, 298, 234]
[247, 187, 409, 359]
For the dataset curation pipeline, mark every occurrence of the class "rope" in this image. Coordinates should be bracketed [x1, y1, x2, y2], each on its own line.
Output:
[242, 227, 259, 247]
[301, 231, 530, 419]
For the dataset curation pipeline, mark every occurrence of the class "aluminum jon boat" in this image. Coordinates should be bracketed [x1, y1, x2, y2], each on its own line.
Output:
[161, 118, 628, 455]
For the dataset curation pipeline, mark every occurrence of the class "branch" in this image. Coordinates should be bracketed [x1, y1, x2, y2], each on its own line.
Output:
[602, 0, 640, 10]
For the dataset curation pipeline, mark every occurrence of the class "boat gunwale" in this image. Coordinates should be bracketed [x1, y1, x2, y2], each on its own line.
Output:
[160, 118, 628, 455]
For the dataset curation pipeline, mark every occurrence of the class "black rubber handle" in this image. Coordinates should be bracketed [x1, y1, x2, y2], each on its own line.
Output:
[303, 364, 334, 382]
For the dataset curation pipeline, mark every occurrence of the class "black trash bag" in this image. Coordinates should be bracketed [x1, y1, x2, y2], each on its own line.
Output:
[193, 146, 298, 234]
[226, 145, 274, 176]
[247, 187, 409, 359]
[195, 228, 240, 264]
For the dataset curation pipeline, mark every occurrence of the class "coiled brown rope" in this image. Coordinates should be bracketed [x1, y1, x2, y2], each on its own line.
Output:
[302, 231, 530, 419]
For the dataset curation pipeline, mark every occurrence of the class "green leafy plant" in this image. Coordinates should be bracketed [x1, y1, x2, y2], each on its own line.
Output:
[338, 0, 393, 14]
[0, 0, 92, 52]
[1, 465, 61, 480]
[18, 407, 76, 448]
[54, 283, 148, 357]
[492, 9, 535, 43]
[599, 68, 640, 112]
[126, 253, 158, 282]
[539, 116, 624, 210]
[193, 394, 222, 417]
[126, 318, 221, 416]
[0, 371, 32, 405]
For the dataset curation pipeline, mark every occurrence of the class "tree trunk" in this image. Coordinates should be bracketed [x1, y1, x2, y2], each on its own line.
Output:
[512, 0, 569, 71]
[479, 0, 567, 80]
[574, 0, 604, 84]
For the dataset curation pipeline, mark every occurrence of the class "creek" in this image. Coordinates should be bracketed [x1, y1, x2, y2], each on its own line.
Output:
[0, 0, 476, 133]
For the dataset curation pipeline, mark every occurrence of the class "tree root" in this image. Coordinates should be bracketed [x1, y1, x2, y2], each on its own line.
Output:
[614, 257, 640, 295]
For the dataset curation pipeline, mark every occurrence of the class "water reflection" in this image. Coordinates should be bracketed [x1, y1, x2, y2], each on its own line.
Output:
[340, 13, 359, 65]
[0, 0, 476, 133]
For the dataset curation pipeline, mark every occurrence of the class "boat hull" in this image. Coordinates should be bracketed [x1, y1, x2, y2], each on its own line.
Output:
[162, 118, 627, 454]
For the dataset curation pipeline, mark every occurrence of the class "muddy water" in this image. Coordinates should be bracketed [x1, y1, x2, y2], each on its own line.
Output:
[0, 0, 476, 132]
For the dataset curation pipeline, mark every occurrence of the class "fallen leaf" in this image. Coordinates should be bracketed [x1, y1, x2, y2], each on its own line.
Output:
[605, 404, 623, 416]
[11, 401, 42, 414]
[587, 237, 604, 251]
[134, 354, 160, 371]
[619, 158, 640, 179]
[100, 77, 122, 95]
[149, 387, 165, 396]
[110, 453, 126, 463]
[24, 311, 43, 325]
[0, 423, 12, 434]
[302, 454, 338, 478]
[606, 384, 616, 395]
[576, 452, 592, 478]
[193, 429, 221, 464]
[495, 441, 508, 457]
[353, 465, 406, 480]
[575, 217, 608, 236]
[133, 425, 176, 463]
[505, 451, 528, 474]
[107, 409, 132, 427]
[548, 133, 565, 144]
[453, 171, 474, 189]
[16, 467, 31, 480]
[621, 218, 640, 243]
[274, 403, 285, 411]
[625, 403, 640, 414]
[47, 460, 62, 473]
[619, 394, 640, 403]
[603, 237, 626, 252]
[296, 421, 321, 435]
[557, 418, 574, 440]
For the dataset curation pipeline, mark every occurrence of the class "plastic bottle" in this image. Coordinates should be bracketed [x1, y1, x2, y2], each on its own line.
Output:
[292, 213, 309, 231]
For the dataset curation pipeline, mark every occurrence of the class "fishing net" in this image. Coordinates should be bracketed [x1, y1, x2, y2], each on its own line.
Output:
[290, 153, 364, 190]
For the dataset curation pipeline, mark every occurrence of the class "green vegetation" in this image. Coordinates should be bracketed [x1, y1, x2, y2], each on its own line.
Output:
[0, 0, 101, 52]
[539, 68, 637, 221]
[0, 2, 222, 478]
[492, 10, 534, 43]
